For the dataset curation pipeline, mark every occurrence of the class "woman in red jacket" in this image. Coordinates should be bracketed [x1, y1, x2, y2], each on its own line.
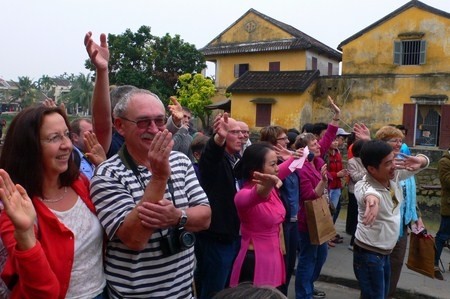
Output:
[0, 106, 106, 299]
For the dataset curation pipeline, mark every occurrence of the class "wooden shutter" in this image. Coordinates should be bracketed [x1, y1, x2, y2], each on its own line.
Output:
[439, 105, 450, 149]
[328, 63, 333, 75]
[269, 62, 280, 72]
[394, 41, 402, 65]
[256, 104, 271, 127]
[419, 40, 427, 64]
[402, 103, 416, 146]
[312, 57, 318, 70]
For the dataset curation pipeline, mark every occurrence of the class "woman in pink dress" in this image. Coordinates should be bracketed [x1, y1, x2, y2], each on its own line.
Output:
[230, 142, 300, 288]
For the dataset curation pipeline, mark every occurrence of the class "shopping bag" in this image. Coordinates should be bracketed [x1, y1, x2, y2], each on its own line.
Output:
[406, 232, 435, 278]
[305, 195, 336, 245]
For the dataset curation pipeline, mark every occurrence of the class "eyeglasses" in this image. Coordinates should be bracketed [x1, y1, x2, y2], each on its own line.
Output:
[387, 138, 402, 144]
[240, 130, 250, 135]
[121, 116, 166, 129]
[41, 131, 71, 144]
[277, 136, 289, 141]
[228, 130, 244, 135]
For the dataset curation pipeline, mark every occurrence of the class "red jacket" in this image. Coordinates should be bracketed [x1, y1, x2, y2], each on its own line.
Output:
[0, 176, 96, 299]
[327, 149, 343, 190]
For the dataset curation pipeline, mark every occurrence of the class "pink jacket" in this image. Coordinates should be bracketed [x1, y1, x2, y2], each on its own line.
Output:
[230, 157, 294, 287]
[0, 176, 96, 299]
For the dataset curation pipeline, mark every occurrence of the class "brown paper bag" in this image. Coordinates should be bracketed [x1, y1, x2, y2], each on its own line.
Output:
[305, 196, 336, 245]
[406, 233, 435, 278]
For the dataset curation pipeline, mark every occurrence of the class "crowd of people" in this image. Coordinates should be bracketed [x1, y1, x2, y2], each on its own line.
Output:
[0, 31, 439, 299]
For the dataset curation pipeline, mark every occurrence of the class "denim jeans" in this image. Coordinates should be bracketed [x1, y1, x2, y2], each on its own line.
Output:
[329, 188, 341, 223]
[435, 215, 450, 266]
[295, 231, 328, 299]
[195, 234, 240, 299]
[279, 221, 299, 295]
[353, 245, 390, 299]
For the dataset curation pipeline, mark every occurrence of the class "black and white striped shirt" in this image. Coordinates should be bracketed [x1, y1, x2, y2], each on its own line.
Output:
[91, 151, 209, 298]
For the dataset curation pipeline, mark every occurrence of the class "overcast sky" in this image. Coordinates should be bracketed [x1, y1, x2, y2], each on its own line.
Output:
[1, 0, 449, 81]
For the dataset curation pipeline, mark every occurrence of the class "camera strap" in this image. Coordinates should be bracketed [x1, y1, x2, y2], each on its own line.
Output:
[117, 144, 176, 206]
[118, 145, 178, 238]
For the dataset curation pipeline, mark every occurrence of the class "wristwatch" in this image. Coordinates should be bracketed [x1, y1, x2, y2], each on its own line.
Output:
[178, 209, 188, 227]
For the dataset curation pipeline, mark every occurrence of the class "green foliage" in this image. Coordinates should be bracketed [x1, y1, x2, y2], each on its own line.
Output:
[176, 73, 216, 128]
[85, 25, 206, 104]
[11, 76, 39, 106]
[60, 73, 93, 115]
[36, 75, 55, 98]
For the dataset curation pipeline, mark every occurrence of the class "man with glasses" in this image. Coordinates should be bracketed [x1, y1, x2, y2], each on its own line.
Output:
[237, 121, 251, 156]
[90, 88, 211, 298]
[196, 113, 245, 299]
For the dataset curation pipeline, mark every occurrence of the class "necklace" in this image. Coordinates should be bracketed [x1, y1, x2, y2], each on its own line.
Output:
[41, 187, 67, 203]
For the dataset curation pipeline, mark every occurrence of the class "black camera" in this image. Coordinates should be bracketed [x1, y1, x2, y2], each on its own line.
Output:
[160, 227, 196, 256]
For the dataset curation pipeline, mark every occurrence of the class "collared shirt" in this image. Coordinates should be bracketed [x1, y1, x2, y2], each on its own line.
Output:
[73, 146, 95, 179]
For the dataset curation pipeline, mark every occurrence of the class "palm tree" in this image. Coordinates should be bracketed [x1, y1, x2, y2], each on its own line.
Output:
[36, 75, 55, 98]
[64, 73, 93, 115]
[11, 76, 38, 107]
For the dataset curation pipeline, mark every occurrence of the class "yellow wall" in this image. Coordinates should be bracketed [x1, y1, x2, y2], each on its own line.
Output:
[211, 12, 293, 45]
[230, 84, 316, 131]
[341, 7, 450, 74]
[318, 75, 450, 131]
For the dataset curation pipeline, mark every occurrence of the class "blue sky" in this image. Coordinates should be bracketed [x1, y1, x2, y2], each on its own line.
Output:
[1, 0, 449, 81]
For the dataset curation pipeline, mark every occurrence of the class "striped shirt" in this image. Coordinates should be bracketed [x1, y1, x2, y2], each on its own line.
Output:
[91, 151, 209, 298]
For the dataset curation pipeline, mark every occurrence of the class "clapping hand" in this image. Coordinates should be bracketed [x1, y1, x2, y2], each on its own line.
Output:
[148, 130, 173, 180]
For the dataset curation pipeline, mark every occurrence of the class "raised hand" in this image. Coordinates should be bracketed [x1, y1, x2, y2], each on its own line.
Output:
[328, 96, 341, 116]
[0, 169, 37, 250]
[83, 131, 107, 166]
[252, 171, 282, 189]
[353, 123, 371, 140]
[213, 113, 230, 139]
[168, 96, 184, 126]
[395, 153, 427, 171]
[84, 31, 109, 71]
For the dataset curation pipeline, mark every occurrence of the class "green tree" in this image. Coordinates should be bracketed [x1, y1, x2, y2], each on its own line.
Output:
[61, 73, 93, 115]
[36, 75, 55, 98]
[85, 25, 206, 104]
[11, 76, 38, 107]
[176, 73, 216, 128]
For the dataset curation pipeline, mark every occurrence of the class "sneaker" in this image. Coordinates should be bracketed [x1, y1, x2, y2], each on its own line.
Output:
[348, 244, 353, 251]
[313, 288, 326, 298]
[434, 267, 444, 280]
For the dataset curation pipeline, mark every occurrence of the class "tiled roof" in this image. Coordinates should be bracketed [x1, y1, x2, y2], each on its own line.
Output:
[338, 0, 450, 50]
[201, 9, 341, 61]
[226, 70, 320, 93]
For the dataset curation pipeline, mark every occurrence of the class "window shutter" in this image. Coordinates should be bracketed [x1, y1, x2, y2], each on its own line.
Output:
[419, 40, 427, 64]
[439, 105, 450, 149]
[255, 104, 272, 127]
[234, 64, 239, 78]
[394, 41, 402, 65]
[402, 103, 416, 146]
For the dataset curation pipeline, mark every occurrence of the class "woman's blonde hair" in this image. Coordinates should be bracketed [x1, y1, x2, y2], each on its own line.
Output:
[375, 126, 404, 141]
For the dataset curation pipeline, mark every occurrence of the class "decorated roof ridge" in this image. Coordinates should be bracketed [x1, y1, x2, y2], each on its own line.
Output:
[200, 8, 341, 60]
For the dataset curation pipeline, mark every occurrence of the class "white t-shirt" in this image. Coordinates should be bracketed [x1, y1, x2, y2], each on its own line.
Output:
[51, 197, 105, 299]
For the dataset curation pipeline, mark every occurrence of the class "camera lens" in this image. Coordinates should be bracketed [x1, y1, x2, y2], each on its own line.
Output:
[180, 232, 196, 248]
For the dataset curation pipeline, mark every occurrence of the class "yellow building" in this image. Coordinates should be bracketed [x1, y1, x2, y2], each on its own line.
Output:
[201, 1, 450, 149]
[337, 0, 450, 148]
[200, 8, 341, 130]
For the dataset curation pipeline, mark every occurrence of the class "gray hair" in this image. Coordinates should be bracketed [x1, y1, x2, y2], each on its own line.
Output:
[295, 132, 316, 149]
[113, 88, 162, 118]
